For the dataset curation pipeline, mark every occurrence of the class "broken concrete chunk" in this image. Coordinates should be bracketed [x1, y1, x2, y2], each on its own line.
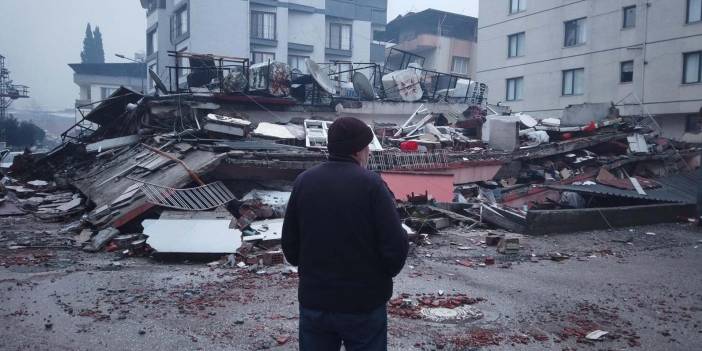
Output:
[83, 227, 120, 252]
[488, 118, 519, 152]
[27, 180, 49, 188]
[585, 330, 609, 340]
[74, 229, 93, 246]
[56, 198, 83, 212]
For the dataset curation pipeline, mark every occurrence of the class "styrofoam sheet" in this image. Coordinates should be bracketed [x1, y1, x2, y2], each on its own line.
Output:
[253, 122, 297, 139]
[244, 218, 284, 242]
[143, 219, 242, 253]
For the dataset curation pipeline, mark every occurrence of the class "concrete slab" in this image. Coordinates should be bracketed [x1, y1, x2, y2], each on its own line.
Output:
[561, 102, 612, 127]
[488, 118, 519, 151]
[86, 135, 140, 153]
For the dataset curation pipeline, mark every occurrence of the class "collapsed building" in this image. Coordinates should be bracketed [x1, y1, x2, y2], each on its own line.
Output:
[0, 49, 699, 261]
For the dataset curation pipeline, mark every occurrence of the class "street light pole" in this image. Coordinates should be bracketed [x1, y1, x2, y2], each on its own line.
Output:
[115, 54, 146, 93]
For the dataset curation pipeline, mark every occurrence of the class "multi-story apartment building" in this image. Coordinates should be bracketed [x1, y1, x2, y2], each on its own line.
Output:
[380, 9, 479, 78]
[68, 62, 146, 110]
[477, 0, 702, 142]
[140, 0, 387, 91]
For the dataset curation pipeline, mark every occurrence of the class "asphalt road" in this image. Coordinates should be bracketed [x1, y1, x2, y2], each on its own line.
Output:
[0, 217, 700, 351]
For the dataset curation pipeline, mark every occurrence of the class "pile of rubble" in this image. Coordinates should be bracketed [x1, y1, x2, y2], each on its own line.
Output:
[0, 47, 699, 264]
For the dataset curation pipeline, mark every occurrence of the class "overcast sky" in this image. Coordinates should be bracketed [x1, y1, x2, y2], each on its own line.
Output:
[1, 0, 478, 111]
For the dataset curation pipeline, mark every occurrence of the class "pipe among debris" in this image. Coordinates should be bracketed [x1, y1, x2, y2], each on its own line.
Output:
[140, 143, 205, 186]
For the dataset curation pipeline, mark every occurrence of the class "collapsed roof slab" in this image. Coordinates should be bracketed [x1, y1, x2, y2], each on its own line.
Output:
[70, 145, 226, 229]
[513, 132, 630, 161]
[211, 151, 327, 182]
[526, 203, 696, 235]
[83, 87, 142, 125]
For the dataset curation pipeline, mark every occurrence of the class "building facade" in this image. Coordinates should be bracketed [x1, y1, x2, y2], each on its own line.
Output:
[140, 0, 387, 91]
[477, 0, 702, 142]
[68, 63, 146, 109]
[381, 9, 478, 78]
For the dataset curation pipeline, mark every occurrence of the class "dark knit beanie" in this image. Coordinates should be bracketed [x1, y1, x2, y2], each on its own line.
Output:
[327, 117, 374, 156]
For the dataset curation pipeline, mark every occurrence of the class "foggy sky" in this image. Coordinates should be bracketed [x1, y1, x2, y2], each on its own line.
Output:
[387, 0, 479, 20]
[1, 0, 479, 111]
[0, 0, 145, 111]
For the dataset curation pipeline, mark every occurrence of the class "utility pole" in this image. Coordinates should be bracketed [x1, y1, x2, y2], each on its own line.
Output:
[0, 54, 29, 119]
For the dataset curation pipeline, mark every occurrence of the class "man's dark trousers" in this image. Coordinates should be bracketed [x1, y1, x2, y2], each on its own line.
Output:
[299, 305, 387, 351]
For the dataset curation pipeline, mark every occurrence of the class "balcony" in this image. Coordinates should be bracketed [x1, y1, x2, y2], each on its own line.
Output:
[75, 99, 92, 108]
[395, 33, 440, 52]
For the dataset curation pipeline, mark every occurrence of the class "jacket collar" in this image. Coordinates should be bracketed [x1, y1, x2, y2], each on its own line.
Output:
[328, 154, 360, 165]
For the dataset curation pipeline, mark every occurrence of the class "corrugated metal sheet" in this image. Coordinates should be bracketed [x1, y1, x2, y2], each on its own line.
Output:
[548, 172, 697, 204]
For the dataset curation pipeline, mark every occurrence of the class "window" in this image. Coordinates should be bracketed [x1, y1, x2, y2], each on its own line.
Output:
[564, 18, 587, 47]
[251, 11, 276, 40]
[506, 77, 523, 101]
[288, 55, 309, 74]
[509, 0, 526, 14]
[251, 52, 275, 64]
[620, 61, 634, 83]
[173, 5, 189, 38]
[328, 23, 352, 51]
[100, 87, 117, 100]
[688, 0, 702, 23]
[147, 28, 157, 56]
[623, 6, 636, 28]
[451, 57, 470, 75]
[508, 32, 525, 57]
[562, 68, 584, 95]
[683, 51, 702, 84]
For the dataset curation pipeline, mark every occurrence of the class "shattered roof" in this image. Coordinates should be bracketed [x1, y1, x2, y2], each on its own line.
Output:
[83, 87, 142, 125]
[548, 172, 697, 204]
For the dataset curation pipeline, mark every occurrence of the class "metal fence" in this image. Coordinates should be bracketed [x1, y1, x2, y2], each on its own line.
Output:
[368, 150, 449, 171]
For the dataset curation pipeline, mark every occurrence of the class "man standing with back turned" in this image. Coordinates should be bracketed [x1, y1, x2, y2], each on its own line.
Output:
[282, 117, 409, 351]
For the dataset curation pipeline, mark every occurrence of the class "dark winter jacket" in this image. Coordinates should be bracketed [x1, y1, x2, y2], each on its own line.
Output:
[282, 155, 409, 313]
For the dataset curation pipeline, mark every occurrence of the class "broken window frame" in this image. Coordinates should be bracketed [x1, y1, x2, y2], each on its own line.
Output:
[687, 0, 702, 23]
[327, 22, 352, 51]
[507, 32, 525, 58]
[620, 60, 634, 83]
[250, 11, 276, 41]
[564, 17, 587, 47]
[622, 6, 636, 29]
[562, 68, 584, 96]
[506, 76, 523, 101]
[251, 51, 275, 65]
[451, 56, 470, 75]
[509, 0, 526, 14]
[683, 51, 702, 84]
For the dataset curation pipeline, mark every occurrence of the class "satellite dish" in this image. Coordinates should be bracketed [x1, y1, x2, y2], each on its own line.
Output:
[306, 59, 337, 95]
[148, 69, 168, 95]
[352, 72, 375, 100]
